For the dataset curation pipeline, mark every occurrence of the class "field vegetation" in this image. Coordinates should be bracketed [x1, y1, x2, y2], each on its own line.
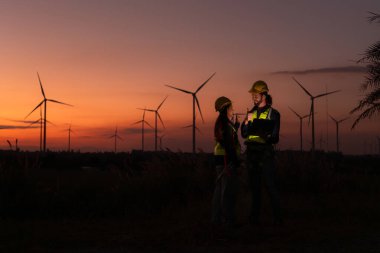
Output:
[0, 150, 379, 252]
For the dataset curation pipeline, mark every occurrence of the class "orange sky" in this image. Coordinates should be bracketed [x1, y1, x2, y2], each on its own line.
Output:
[1, 1, 379, 154]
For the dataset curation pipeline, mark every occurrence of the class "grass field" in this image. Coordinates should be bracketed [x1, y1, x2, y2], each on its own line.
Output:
[0, 150, 379, 252]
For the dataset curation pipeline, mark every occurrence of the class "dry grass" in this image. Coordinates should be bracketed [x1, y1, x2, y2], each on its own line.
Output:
[0, 150, 379, 252]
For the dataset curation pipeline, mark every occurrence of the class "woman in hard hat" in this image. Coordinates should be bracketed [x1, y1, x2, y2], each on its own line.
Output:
[212, 96, 241, 226]
[241, 80, 282, 226]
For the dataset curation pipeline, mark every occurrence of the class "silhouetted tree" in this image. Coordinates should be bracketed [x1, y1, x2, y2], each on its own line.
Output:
[351, 12, 380, 128]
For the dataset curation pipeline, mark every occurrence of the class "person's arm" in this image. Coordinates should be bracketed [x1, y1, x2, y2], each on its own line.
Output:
[241, 120, 249, 139]
[267, 110, 280, 144]
[223, 122, 239, 166]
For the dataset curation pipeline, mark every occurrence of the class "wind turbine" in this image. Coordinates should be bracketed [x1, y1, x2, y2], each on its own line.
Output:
[166, 72, 216, 153]
[109, 127, 123, 153]
[132, 108, 153, 151]
[292, 77, 340, 152]
[66, 124, 75, 152]
[288, 106, 309, 151]
[25, 73, 73, 152]
[329, 115, 349, 153]
[158, 134, 166, 151]
[232, 113, 245, 126]
[138, 96, 168, 151]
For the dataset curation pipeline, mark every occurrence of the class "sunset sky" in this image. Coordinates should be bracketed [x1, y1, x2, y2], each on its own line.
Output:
[1, 0, 379, 154]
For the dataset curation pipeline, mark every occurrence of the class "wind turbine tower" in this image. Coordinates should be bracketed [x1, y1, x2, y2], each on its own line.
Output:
[288, 106, 309, 152]
[166, 73, 215, 153]
[292, 77, 340, 152]
[133, 108, 153, 151]
[329, 115, 349, 153]
[26, 73, 73, 152]
[138, 96, 167, 151]
[67, 124, 74, 152]
[109, 127, 123, 153]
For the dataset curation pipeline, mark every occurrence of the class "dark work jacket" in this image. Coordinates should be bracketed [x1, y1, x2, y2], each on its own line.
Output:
[214, 116, 241, 167]
[241, 105, 280, 145]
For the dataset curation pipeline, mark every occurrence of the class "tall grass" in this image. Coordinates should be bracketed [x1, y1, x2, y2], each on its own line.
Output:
[0, 150, 378, 219]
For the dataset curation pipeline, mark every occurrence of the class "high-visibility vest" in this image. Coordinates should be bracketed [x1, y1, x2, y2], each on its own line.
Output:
[246, 107, 272, 143]
[214, 123, 241, 156]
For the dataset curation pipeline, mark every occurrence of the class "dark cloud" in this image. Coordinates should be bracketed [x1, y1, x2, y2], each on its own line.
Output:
[0, 125, 38, 130]
[271, 66, 366, 75]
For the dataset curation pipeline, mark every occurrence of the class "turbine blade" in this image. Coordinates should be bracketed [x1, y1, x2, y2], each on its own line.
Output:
[195, 72, 216, 94]
[144, 121, 154, 129]
[314, 90, 341, 99]
[195, 126, 202, 134]
[6, 140, 12, 149]
[138, 107, 155, 112]
[132, 120, 143, 125]
[28, 119, 41, 126]
[339, 117, 350, 123]
[308, 104, 313, 126]
[157, 95, 168, 111]
[47, 99, 73, 107]
[25, 100, 44, 119]
[165, 85, 192, 94]
[292, 77, 313, 97]
[194, 96, 204, 123]
[157, 112, 165, 129]
[37, 72, 46, 98]
[288, 106, 302, 118]
[46, 119, 56, 126]
[329, 114, 338, 123]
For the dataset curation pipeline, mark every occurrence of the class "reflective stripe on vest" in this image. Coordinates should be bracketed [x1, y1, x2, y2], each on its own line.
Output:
[246, 107, 272, 143]
[214, 142, 226, 155]
[214, 122, 241, 156]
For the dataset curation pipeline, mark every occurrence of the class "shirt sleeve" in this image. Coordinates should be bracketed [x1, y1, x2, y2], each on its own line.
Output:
[268, 110, 280, 144]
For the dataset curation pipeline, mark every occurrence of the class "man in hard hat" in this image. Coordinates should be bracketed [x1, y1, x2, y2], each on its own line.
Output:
[212, 96, 241, 226]
[241, 80, 282, 225]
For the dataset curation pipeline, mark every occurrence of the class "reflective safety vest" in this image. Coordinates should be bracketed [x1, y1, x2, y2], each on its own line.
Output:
[214, 123, 241, 156]
[246, 107, 272, 144]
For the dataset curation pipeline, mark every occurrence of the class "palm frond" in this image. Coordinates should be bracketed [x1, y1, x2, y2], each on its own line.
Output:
[368, 12, 380, 23]
[351, 102, 380, 129]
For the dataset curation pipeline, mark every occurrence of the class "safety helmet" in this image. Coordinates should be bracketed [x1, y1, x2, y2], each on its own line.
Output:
[249, 80, 269, 94]
[215, 96, 232, 112]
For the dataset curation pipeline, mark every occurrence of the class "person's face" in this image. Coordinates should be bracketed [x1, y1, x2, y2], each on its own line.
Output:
[251, 92, 264, 106]
[227, 104, 234, 119]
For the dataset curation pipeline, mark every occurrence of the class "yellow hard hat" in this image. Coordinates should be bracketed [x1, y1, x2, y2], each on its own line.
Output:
[249, 80, 269, 93]
[215, 96, 232, 112]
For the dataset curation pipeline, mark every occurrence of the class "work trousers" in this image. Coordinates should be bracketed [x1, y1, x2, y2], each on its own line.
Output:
[246, 144, 281, 223]
[211, 164, 238, 225]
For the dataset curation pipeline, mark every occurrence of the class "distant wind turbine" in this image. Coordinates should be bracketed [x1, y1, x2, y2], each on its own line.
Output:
[292, 77, 340, 152]
[232, 113, 245, 125]
[6, 140, 13, 151]
[66, 124, 75, 152]
[158, 134, 166, 151]
[166, 72, 216, 153]
[329, 115, 349, 153]
[28, 107, 56, 152]
[109, 127, 123, 153]
[288, 106, 309, 151]
[132, 108, 153, 151]
[25, 72, 73, 152]
[138, 96, 168, 151]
